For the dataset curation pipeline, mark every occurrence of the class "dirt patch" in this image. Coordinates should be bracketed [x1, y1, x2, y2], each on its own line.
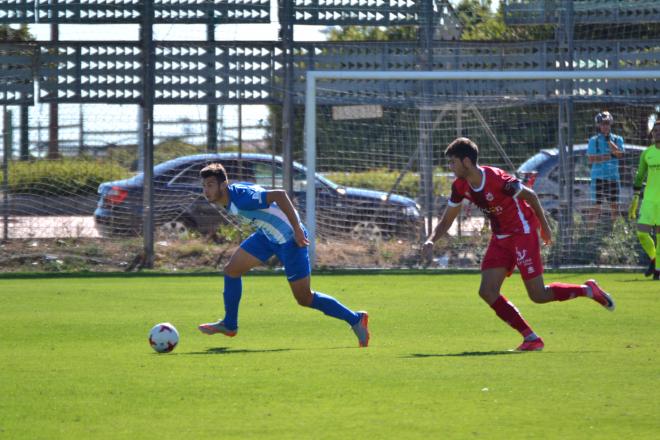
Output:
[0, 235, 427, 273]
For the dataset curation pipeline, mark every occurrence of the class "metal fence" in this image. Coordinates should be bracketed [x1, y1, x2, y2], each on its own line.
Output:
[1, 0, 659, 271]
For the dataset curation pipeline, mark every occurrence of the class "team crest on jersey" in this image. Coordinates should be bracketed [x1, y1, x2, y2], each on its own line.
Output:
[486, 192, 494, 201]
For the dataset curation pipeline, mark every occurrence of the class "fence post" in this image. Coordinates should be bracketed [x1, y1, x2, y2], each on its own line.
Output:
[141, 1, 156, 268]
[48, 24, 60, 159]
[279, 0, 294, 194]
[20, 105, 29, 161]
[206, 22, 218, 153]
[2, 106, 11, 241]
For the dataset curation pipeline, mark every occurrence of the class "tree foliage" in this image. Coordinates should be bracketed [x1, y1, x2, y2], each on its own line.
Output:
[456, 0, 660, 42]
[326, 25, 417, 42]
[456, 0, 554, 41]
[0, 25, 32, 42]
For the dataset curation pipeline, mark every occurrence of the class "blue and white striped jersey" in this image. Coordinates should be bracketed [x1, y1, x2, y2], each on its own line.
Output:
[222, 182, 302, 244]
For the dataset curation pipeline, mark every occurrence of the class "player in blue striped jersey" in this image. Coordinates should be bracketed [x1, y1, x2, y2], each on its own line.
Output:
[197, 163, 369, 347]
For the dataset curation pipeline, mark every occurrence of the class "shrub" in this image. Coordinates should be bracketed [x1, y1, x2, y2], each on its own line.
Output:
[105, 139, 211, 171]
[0, 159, 130, 196]
[323, 168, 451, 198]
[545, 215, 642, 266]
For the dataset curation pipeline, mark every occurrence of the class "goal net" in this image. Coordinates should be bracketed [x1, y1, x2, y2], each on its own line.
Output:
[302, 70, 660, 269]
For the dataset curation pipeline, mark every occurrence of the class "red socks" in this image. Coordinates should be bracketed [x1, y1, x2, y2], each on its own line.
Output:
[548, 282, 587, 302]
[489, 284, 588, 339]
[490, 296, 534, 338]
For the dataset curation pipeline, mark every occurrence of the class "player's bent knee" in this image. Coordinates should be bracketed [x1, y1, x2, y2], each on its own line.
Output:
[223, 264, 243, 278]
[529, 293, 546, 304]
[478, 289, 499, 304]
[293, 291, 313, 307]
[296, 296, 313, 307]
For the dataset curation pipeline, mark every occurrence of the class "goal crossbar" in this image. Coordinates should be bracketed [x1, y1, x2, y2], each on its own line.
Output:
[304, 69, 660, 263]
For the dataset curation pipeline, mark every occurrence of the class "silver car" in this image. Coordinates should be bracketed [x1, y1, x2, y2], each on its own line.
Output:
[517, 143, 647, 218]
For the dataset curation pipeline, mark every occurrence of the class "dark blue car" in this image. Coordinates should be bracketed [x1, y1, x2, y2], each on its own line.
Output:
[94, 153, 423, 240]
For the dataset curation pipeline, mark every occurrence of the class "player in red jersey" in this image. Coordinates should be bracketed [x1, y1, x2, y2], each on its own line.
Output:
[422, 138, 615, 351]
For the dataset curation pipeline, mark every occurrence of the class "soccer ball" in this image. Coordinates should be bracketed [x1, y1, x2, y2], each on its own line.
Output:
[148, 322, 179, 353]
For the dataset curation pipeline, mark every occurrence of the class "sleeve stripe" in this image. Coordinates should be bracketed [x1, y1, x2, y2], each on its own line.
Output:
[260, 190, 269, 207]
[447, 200, 461, 207]
[513, 184, 523, 198]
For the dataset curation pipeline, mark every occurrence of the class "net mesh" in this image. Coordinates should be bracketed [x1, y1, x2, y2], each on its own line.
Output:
[302, 76, 658, 268]
[2, 0, 659, 272]
[0, 103, 272, 272]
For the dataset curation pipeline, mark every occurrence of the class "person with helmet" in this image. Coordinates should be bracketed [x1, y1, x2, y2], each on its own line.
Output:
[587, 111, 625, 222]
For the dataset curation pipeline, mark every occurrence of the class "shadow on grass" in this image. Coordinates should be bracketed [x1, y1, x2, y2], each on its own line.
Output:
[404, 350, 523, 358]
[615, 277, 658, 282]
[185, 347, 293, 355]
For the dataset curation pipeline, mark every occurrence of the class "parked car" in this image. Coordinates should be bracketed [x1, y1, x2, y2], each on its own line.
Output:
[94, 153, 423, 240]
[517, 143, 647, 218]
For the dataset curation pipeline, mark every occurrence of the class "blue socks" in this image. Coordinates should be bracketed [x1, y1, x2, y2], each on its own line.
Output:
[311, 292, 360, 326]
[222, 280, 357, 329]
[222, 275, 242, 330]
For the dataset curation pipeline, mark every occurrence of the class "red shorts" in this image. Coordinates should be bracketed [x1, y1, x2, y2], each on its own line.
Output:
[481, 232, 544, 280]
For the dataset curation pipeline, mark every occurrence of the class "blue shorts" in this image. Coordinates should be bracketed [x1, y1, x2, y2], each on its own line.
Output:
[240, 231, 311, 282]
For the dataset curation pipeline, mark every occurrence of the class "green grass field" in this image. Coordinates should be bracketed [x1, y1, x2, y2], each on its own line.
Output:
[1, 273, 658, 439]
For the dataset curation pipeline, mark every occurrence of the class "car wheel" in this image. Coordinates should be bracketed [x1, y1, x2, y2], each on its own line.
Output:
[158, 220, 191, 238]
[350, 221, 382, 242]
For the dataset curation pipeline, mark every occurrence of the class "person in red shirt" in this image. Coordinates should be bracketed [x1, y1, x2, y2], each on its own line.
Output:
[422, 137, 615, 351]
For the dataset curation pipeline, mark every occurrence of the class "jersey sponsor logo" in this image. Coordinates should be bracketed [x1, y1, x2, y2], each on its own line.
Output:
[480, 205, 503, 216]
[516, 247, 534, 271]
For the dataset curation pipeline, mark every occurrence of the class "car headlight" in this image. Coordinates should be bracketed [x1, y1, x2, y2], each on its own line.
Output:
[403, 205, 420, 217]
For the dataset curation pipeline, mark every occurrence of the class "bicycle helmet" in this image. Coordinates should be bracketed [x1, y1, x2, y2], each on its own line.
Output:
[595, 111, 614, 124]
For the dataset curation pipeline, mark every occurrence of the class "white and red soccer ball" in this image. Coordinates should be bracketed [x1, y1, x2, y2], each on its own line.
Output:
[148, 322, 179, 353]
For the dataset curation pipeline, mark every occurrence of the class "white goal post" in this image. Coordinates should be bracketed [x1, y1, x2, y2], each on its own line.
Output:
[304, 69, 660, 264]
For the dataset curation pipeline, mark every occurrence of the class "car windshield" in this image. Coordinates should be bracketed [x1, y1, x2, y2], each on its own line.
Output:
[153, 157, 191, 176]
[292, 163, 339, 190]
[135, 156, 341, 191]
[316, 173, 339, 190]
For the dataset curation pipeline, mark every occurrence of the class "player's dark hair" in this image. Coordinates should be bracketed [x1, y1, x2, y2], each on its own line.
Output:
[445, 137, 479, 165]
[200, 163, 228, 184]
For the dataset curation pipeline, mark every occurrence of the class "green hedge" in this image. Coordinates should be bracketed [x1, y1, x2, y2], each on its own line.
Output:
[0, 159, 130, 196]
[106, 139, 208, 171]
[324, 168, 451, 198]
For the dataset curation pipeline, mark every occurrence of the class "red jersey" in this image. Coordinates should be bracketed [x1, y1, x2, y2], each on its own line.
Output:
[448, 166, 539, 236]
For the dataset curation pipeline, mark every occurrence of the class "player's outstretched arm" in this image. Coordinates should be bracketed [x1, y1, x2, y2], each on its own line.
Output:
[517, 186, 552, 245]
[421, 203, 461, 262]
[266, 190, 309, 247]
